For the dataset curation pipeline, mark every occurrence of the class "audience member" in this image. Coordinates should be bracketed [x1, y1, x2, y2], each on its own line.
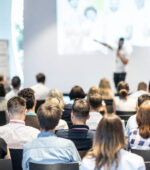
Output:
[0, 96, 39, 149]
[129, 101, 150, 150]
[80, 114, 145, 170]
[148, 81, 150, 93]
[56, 99, 94, 150]
[0, 138, 10, 159]
[22, 102, 81, 170]
[125, 94, 150, 137]
[0, 74, 11, 93]
[18, 88, 40, 129]
[31, 73, 49, 100]
[0, 84, 7, 111]
[115, 81, 136, 111]
[6, 76, 21, 101]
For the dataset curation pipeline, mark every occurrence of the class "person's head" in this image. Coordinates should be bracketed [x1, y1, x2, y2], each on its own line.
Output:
[37, 102, 62, 131]
[137, 94, 150, 107]
[84, 6, 97, 21]
[137, 100, 150, 139]
[117, 81, 129, 98]
[18, 88, 35, 111]
[72, 99, 90, 124]
[88, 114, 125, 169]
[11, 76, 21, 90]
[137, 82, 147, 91]
[69, 86, 85, 100]
[149, 82, 150, 93]
[118, 37, 124, 49]
[0, 74, 6, 85]
[48, 89, 63, 100]
[7, 96, 26, 120]
[88, 93, 102, 111]
[36, 73, 46, 84]
[99, 78, 111, 90]
[0, 84, 6, 97]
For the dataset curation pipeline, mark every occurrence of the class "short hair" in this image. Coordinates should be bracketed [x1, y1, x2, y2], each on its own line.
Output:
[0, 74, 4, 82]
[69, 86, 85, 100]
[138, 94, 150, 107]
[36, 73, 45, 83]
[12, 76, 21, 88]
[7, 96, 26, 116]
[0, 84, 6, 97]
[37, 103, 62, 131]
[84, 6, 97, 17]
[18, 88, 35, 110]
[72, 99, 90, 120]
[48, 89, 63, 100]
[119, 37, 124, 42]
[117, 81, 129, 98]
[137, 82, 147, 91]
[88, 93, 102, 109]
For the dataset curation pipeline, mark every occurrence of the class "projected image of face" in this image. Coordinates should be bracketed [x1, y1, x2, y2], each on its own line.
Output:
[68, 0, 79, 9]
[84, 7, 97, 21]
[109, 0, 120, 12]
[134, 0, 145, 10]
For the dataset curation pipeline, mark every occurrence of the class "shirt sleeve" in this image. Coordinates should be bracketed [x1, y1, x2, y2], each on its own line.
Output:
[70, 141, 81, 163]
[0, 138, 7, 159]
[22, 145, 30, 170]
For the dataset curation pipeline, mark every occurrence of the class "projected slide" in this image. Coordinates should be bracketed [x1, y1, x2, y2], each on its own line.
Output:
[57, 0, 150, 55]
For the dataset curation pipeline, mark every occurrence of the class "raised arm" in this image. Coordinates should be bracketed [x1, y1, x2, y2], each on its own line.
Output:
[93, 39, 113, 50]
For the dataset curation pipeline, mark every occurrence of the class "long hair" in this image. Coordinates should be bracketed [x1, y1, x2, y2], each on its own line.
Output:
[87, 114, 126, 170]
[137, 101, 150, 139]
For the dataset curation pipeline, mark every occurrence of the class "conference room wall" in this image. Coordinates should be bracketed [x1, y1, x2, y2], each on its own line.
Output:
[24, 0, 150, 93]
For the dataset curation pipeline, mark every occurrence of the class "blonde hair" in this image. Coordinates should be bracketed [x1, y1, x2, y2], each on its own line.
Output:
[48, 89, 63, 99]
[99, 78, 111, 89]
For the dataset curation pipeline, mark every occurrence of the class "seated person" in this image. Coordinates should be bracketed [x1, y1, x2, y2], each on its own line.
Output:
[31, 73, 49, 100]
[129, 100, 150, 150]
[80, 114, 145, 170]
[0, 74, 11, 93]
[125, 94, 150, 137]
[22, 102, 81, 170]
[0, 138, 10, 159]
[6, 76, 21, 101]
[18, 88, 40, 129]
[0, 96, 40, 149]
[115, 81, 136, 112]
[0, 84, 7, 111]
[86, 93, 106, 130]
[56, 99, 95, 150]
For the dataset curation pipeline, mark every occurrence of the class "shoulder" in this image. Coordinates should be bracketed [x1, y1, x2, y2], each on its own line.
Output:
[24, 125, 40, 134]
[56, 129, 69, 137]
[80, 157, 95, 170]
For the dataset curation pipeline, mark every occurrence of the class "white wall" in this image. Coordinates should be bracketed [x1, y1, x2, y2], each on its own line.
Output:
[24, 0, 150, 93]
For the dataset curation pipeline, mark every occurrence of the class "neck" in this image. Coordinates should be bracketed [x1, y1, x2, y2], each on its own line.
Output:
[72, 119, 86, 125]
[90, 107, 101, 113]
[27, 108, 35, 113]
[10, 117, 25, 121]
[40, 129, 55, 133]
[13, 87, 19, 91]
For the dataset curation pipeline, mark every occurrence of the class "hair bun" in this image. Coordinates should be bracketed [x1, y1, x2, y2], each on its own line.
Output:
[119, 89, 128, 98]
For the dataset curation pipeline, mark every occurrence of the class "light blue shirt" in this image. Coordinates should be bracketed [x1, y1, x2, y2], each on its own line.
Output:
[22, 132, 81, 170]
[26, 112, 37, 116]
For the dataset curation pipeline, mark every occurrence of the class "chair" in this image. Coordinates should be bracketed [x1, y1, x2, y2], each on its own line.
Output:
[35, 100, 45, 113]
[62, 104, 72, 128]
[104, 99, 114, 113]
[0, 159, 13, 170]
[10, 149, 23, 170]
[29, 162, 79, 170]
[131, 149, 150, 170]
[78, 150, 88, 159]
[0, 111, 8, 126]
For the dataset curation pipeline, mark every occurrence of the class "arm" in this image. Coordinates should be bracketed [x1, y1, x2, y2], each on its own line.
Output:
[117, 50, 129, 65]
[4, 147, 11, 159]
[93, 39, 113, 50]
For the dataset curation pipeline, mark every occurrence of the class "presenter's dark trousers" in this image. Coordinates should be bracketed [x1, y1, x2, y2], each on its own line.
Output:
[113, 72, 126, 88]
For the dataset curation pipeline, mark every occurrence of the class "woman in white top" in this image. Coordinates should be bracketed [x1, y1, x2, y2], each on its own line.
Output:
[115, 81, 136, 111]
[80, 114, 145, 170]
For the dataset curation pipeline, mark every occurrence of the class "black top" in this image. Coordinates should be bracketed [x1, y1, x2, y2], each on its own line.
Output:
[0, 138, 7, 159]
[56, 125, 95, 150]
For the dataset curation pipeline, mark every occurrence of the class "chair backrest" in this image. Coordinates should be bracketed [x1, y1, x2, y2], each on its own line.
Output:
[104, 99, 114, 113]
[0, 159, 13, 170]
[29, 162, 79, 170]
[10, 149, 23, 170]
[35, 100, 45, 113]
[0, 111, 8, 126]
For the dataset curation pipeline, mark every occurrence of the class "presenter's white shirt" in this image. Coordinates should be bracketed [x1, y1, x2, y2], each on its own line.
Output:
[56, 119, 68, 130]
[5, 89, 19, 101]
[31, 83, 49, 100]
[114, 47, 129, 73]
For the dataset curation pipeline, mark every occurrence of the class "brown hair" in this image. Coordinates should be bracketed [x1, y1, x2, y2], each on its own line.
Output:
[37, 102, 62, 131]
[99, 78, 111, 89]
[0, 84, 6, 97]
[137, 94, 150, 107]
[36, 73, 45, 83]
[7, 96, 26, 116]
[137, 82, 147, 91]
[117, 81, 129, 98]
[72, 99, 90, 120]
[87, 114, 125, 170]
[69, 86, 85, 100]
[136, 101, 150, 139]
[88, 93, 102, 109]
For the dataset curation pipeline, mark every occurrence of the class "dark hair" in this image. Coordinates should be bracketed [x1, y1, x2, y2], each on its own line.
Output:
[0, 84, 6, 97]
[18, 88, 35, 110]
[0, 74, 4, 82]
[138, 94, 150, 107]
[137, 101, 150, 139]
[149, 82, 150, 93]
[37, 103, 62, 131]
[88, 93, 102, 109]
[137, 82, 147, 91]
[69, 86, 85, 100]
[72, 99, 90, 120]
[7, 96, 26, 115]
[12, 76, 21, 88]
[36, 73, 45, 83]
[84, 6, 97, 17]
[119, 37, 124, 42]
[117, 81, 129, 98]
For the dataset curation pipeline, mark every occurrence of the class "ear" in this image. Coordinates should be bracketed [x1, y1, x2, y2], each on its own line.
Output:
[71, 112, 74, 121]
[6, 110, 11, 118]
[34, 101, 37, 107]
[87, 114, 90, 120]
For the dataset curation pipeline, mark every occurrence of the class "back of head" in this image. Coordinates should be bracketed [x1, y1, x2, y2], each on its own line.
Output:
[48, 89, 63, 100]
[7, 96, 26, 117]
[0, 74, 4, 83]
[46, 97, 64, 111]
[117, 81, 129, 98]
[87, 86, 100, 97]
[36, 73, 45, 83]
[99, 78, 111, 89]
[88, 93, 102, 110]
[137, 82, 147, 91]
[72, 99, 90, 120]
[11, 76, 21, 89]
[18, 88, 35, 110]
[90, 114, 125, 169]
[37, 102, 62, 131]
[137, 100, 150, 139]
[138, 94, 150, 107]
[0, 84, 6, 97]
[69, 85, 85, 100]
